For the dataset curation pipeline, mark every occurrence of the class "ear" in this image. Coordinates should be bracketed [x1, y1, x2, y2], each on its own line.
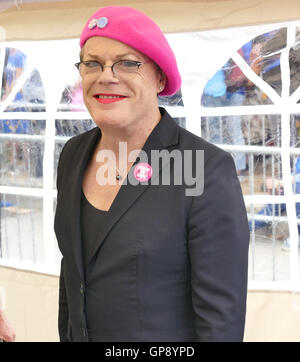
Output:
[157, 70, 167, 93]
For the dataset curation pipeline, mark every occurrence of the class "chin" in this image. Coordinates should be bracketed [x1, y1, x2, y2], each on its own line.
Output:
[86, 99, 129, 128]
[91, 109, 129, 130]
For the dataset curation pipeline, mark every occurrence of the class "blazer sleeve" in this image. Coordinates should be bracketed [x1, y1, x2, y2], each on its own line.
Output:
[187, 151, 249, 342]
[56, 143, 70, 341]
[58, 258, 70, 341]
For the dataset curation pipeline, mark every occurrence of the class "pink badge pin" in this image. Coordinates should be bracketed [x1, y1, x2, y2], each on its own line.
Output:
[134, 163, 153, 182]
[88, 18, 98, 29]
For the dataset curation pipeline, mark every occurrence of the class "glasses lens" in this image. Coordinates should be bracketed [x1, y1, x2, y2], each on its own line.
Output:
[77, 60, 143, 79]
[113, 60, 141, 79]
[79, 61, 101, 76]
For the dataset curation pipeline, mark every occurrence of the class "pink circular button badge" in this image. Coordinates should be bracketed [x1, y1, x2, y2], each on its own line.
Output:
[134, 163, 153, 182]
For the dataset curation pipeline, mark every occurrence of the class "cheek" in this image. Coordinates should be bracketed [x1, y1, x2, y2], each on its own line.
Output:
[134, 75, 158, 98]
[82, 80, 93, 104]
[143, 72, 161, 96]
[81, 79, 90, 95]
[138, 83, 159, 103]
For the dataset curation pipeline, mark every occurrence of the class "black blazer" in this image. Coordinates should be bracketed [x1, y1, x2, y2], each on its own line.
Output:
[55, 107, 249, 342]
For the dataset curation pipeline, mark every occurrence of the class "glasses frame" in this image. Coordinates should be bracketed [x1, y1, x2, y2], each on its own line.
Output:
[74, 60, 146, 77]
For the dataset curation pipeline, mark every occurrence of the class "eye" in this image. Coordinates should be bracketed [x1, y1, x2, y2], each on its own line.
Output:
[117, 60, 141, 68]
[83, 61, 100, 68]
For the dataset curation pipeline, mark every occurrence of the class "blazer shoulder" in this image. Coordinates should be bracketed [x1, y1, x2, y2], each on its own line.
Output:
[63, 127, 99, 150]
[178, 126, 231, 164]
[56, 127, 99, 190]
[59, 127, 99, 161]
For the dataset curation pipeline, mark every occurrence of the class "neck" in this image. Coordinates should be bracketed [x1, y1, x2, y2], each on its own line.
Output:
[96, 108, 162, 158]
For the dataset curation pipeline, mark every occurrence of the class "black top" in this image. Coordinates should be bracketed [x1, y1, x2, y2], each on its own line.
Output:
[80, 190, 108, 270]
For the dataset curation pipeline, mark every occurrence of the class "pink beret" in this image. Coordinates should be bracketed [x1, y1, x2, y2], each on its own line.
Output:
[79, 6, 181, 96]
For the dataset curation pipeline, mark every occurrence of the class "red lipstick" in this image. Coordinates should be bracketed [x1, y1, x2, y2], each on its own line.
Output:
[93, 93, 127, 104]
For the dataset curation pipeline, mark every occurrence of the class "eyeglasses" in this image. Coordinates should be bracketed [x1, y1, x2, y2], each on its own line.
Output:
[74, 60, 146, 79]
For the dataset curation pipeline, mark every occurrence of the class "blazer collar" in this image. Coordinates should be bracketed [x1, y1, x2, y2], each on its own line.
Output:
[143, 107, 180, 151]
[68, 126, 101, 281]
[70, 107, 180, 273]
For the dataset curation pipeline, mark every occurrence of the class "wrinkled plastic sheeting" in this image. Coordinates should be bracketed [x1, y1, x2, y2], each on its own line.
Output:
[0, 48, 46, 113]
[200, 27, 300, 189]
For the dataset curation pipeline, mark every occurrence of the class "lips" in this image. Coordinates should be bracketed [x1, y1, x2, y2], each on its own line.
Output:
[93, 93, 127, 104]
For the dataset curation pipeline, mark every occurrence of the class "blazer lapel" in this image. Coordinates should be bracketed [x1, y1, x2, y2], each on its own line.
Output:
[88, 108, 180, 263]
[69, 127, 101, 280]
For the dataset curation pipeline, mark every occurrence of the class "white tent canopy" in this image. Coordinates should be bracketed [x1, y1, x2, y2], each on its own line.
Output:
[1, 0, 300, 41]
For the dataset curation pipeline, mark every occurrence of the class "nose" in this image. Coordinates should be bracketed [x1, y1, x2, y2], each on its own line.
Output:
[96, 65, 119, 84]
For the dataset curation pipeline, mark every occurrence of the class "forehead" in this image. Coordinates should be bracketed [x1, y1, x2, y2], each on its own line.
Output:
[83, 36, 147, 61]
